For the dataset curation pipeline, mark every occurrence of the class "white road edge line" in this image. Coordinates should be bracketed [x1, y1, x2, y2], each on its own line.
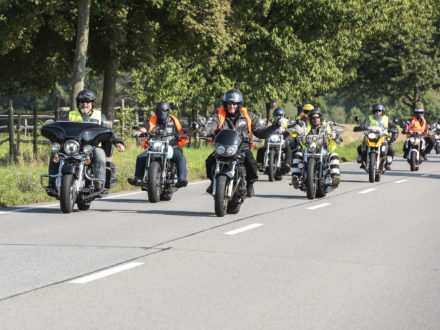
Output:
[420, 174, 430, 177]
[394, 179, 408, 183]
[307, 203, 331, 210]
[225, 223, 263, 235]
[69, 262, 144, 284]
[358, 188, 376, 194]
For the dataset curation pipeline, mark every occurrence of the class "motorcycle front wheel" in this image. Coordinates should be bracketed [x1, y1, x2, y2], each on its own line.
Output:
[214, 175, 228, 217]
[306, 158, 317, 200]
[148, 161, 162, 203]
[60, 173, 77, 213]
[368, 152, 376, 183]
[268, 149, 276, 182]
[410, 152, 417, 171]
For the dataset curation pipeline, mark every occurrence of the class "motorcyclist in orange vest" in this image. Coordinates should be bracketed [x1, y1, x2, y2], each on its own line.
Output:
[128, 101, 190, 188]
[403, 106, 435, 160]
[200, 89, 280, 197]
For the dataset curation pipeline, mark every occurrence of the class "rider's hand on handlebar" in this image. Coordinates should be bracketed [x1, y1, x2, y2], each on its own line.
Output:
[132, 131, 140, 138]
[200, 130, 208, 137]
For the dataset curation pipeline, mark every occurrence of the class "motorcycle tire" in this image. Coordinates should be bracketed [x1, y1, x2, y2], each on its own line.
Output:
[410, 152, 416, 172]
[306, 158, 317, 200]
[60, 173, 77, 213]
[214, 175, 228, 217]
[268, 149, 276, 182]
[148, 161, 162, 203]
[368, 153, 376, 183]
[226, 202, 241, 214]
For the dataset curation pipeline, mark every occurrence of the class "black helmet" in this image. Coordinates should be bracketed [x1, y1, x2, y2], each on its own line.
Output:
[222, 89, 243, 111]
[273, 107, 286, 118]
[308, 109, 322, 120]
[372, 103, 385, 114]
[414, 106, 424, 119]
[155, 101, 170, 123]
[76, 89, 96, 108]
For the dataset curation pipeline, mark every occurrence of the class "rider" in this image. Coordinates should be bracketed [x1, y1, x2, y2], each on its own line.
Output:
[200, 89, 280, 197]
[128, 101, 190, 188]
[402, 106, 435, 160]
[356, 103, 398, 170]
[291, 109, 341, 189]
[48, 89, 125, 191]
[290, 103, 315, 153]
[256, 107, 293, 177]
[296, 103, 314, 123]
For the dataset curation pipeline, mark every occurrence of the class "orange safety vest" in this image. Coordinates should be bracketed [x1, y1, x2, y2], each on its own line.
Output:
[142, 114, 188, 149]
[407, 116, 427, 137]
[214, 107, 254, 147]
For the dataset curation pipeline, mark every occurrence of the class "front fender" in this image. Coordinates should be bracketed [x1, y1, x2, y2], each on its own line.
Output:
[61, 164, 75, 174]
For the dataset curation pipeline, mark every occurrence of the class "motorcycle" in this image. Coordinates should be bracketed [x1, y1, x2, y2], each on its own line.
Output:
[260, 131, 289, 181]
[404, 129, 427, 172]
[138, 132, 186, 202]
[208, 129, 248, 217]
[40, 121, 117, 213]
[355, 122, 396, 183]
[292, 122, 344, 199]
[431, 123, 440, 154]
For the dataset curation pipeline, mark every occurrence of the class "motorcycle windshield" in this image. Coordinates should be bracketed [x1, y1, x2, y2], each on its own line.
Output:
[41, 121, 113, 146]
[214, 129, 242, 146]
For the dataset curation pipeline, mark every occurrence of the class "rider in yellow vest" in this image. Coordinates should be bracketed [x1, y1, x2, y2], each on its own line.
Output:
[291, 109, 341, 189]
[356, 103, 398, 170]
[49, 89, 124, 191]
[128, 101, 191, 188]
[200, 89, 279, 197]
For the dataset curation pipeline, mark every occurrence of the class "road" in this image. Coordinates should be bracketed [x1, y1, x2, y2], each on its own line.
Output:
[1, 155, 439, 329]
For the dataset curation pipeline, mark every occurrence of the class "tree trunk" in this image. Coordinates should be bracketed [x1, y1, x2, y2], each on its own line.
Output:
[8, 100, 16, 163]
[71, 0, 90, 110]
[101, 57, 118, 121]
[265, 101, 277, 124]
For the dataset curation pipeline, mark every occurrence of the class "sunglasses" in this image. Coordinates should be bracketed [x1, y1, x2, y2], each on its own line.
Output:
[79, 99, 93, 103]
[227, 102, 239, 105]
[310, 116, 320, 120]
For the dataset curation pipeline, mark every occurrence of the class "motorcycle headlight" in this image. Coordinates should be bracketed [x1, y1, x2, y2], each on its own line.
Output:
[83, 144, 93, 155]
[152, 141, 163, 151]
[226, 145, 238, 156]
[64, 140, 80, 155]
[215, 144, 226, 155]
[409, 137, 415, 143]
[368, 132, 378, 139]
[51, 142, 60, 152]
[269, 135, 281, 142]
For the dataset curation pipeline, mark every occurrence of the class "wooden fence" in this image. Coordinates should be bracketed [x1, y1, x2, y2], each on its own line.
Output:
[0, 100, 61, 163]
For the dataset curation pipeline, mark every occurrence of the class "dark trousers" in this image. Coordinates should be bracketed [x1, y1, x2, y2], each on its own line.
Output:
[205, 148, 258, 184]
[135, 148, 187, 180]
[256, 144, 292, 166]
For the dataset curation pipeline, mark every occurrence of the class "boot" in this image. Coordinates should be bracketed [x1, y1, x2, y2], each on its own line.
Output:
[246, 183, 255, 197]
[331, 175, 340, 188]
[175, 179, 188, 188]
[128, 177, 142, 186]
[206, 181, 213, 194]
[291, 175, 300, 189]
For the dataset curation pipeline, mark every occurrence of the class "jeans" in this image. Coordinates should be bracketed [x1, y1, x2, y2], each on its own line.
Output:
[134, 148, 187, 180]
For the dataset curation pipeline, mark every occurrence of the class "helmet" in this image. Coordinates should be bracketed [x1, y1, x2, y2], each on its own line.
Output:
[308, 109, 322, 121]
[303, 103, 314, 117]
[222, 89, 243, 111]
[76, 89, 96, 109]
[156, 101, 170, 123]
[272, 107, 286, 118]
[372, 103, 385, 114]
[414, 106, 424, 119]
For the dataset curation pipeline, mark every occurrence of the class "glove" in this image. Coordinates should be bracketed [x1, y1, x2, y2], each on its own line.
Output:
[200, 131, 208, 137]
[132, 131, 140, 138]
[272, 119, 282, 129]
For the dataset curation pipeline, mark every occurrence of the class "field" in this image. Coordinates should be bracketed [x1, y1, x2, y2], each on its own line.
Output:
[0, 126, 405, 208]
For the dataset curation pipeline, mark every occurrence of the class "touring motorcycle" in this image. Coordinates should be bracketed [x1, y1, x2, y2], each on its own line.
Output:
[40, 121, 117, 213]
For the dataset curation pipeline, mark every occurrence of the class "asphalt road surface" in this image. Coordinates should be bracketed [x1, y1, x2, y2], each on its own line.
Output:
[1, 155, 439, 329]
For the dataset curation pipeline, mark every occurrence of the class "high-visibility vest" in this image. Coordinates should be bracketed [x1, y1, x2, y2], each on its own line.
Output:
[407, 116, 427, 137]
[303, 122, 336, 152]
[142, 114, 188, 148]
[69, 110, 102, 124]
[214, 107, 253, 146]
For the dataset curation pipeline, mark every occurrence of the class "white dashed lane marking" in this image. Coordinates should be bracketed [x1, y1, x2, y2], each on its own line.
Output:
[224, 223, 264, 235]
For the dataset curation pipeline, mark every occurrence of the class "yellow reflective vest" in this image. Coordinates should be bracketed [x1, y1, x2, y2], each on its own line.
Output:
[69, 110, 102, 124]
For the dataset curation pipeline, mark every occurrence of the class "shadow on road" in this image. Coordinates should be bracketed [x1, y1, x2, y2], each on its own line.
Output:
[93, 208, 214, 217]
[256, 193, 304, 199]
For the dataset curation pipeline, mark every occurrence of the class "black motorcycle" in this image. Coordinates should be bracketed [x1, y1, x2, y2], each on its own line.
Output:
[40, 121, 117, 213]
[138, 133, 185, 202]
[209, 129, 248, 217]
